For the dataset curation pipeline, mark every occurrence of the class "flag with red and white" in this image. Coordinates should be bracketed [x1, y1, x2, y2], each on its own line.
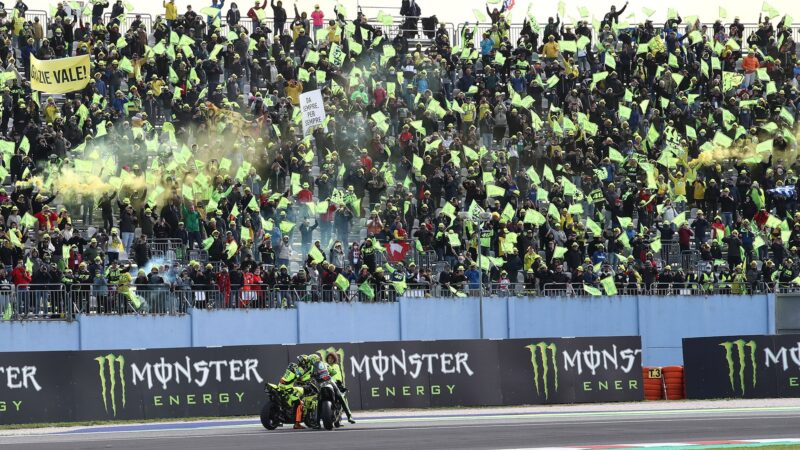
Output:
[384, 241, 411, 263]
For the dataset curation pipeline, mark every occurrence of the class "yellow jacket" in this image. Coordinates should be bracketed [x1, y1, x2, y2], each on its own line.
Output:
[543, 41, 560, 58]
[285, 81, 303, 105]
[462, 102, 476, 122]
[163, 1, 177, 20]
[670, 173, 687, 196]
[44, 104, 59, 124]
[326, 25, 340, 44]
[692, 180, 706, 200]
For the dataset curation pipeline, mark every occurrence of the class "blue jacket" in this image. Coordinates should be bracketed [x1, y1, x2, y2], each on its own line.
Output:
[465, 268, 481, 289]
[480, 38, 494, 55]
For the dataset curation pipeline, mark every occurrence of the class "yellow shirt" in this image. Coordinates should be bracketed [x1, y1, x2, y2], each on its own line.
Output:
[44, 104, 59, 124]
[543, 41, 560, 58]
[462, 102, 476, 122]
[285, 81, 303, 105]
[163, 1, 177, 20]
[670, 174, 687, 196]
[326, 25, 340, 43]
[692, 181, 706, 200]
[478, 103, 490, 120]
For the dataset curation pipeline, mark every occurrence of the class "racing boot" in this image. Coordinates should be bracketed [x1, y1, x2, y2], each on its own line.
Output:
[293, 400, 305, 429]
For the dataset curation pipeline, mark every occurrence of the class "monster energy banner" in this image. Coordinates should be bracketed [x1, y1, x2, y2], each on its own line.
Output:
[683, 334, 800, 399]
[0, 336, 642, 425]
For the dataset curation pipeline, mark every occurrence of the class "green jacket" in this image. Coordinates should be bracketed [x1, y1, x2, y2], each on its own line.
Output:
[181, 205, 201, 232]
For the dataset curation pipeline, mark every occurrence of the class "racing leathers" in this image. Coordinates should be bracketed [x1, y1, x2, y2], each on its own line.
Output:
[292, 355, 355, 424]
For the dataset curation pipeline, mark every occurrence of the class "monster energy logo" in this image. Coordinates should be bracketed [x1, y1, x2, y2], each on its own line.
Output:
[720, 340, 757, 395]
[95, 354, 127, 416]
[525, 342, 558, 400]
[316, 346, 346, 385]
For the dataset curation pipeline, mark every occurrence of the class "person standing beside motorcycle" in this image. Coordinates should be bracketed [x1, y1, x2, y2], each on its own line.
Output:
[325, 353, 355, 424]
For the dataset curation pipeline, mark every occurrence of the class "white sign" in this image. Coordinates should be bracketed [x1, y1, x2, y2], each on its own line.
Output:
[300, 89, 326, 136]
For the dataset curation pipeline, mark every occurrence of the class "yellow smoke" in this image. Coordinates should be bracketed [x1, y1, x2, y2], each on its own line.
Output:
[688, 144, 768, 168]
[34, 118, 279, 208]
[51, 169, 114, 201]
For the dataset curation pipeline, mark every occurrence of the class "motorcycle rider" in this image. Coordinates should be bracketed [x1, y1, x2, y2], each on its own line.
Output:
[292, 354, 356, 426]
[279, 359, 309, 429]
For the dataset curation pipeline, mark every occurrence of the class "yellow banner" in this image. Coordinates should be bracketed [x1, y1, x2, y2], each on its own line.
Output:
[29, 55, 91, 94]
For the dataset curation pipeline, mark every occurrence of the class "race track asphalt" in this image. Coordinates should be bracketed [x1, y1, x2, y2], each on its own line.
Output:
[3, 402, 800, 450]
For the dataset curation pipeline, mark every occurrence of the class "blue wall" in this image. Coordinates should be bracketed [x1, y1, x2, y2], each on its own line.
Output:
[0, 295, 775, 366]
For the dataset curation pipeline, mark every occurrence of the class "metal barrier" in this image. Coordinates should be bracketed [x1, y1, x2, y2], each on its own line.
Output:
[414, 249, 437, 270]
[14, 285, 70, 319]
[454, 22, 798, 50]
[649, 282, 704, 296]
[101, 12, 153, 33]
[239, 17, 275, 35]
[151, 238, 186, 262]
[188, 249, 209, 263]
[5, 8, 48, 35]
[541, 282, 647, 296]
[1, 277, 783, 320]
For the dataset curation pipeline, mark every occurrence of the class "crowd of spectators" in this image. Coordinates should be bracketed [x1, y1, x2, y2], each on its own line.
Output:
[0, 0, 799, 317]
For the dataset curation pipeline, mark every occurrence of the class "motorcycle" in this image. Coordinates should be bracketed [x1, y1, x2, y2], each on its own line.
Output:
[260, 363, 343, 431]
[316, 377, 343, 430]
[260, 381, 319, 430]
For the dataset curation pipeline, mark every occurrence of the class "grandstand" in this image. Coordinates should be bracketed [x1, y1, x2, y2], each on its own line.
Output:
[0, 0, 797, 320]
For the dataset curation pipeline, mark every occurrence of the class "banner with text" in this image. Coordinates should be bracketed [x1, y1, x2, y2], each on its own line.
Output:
[0, 336, 642, 425]
[30, 55, 91, 94]
[300, 89, 325, 136]
[683, 334, 800, 399]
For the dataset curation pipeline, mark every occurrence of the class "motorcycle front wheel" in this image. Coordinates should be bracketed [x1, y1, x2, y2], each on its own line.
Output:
[320, 400, 334, 430]
[260, 399, 279, 430]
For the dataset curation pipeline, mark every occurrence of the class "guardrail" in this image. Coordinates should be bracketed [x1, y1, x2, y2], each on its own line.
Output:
[0, 278, 782, 320]
[100, 12, 154, 34]
[5, 8, 48, 35]
[151, 238, 186, 262]
[14, 285, 70, 319]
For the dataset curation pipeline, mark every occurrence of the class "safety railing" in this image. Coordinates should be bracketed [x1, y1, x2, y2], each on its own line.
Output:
[0, 278, 784, 320]
[101, 12, 153, 33]
[13, 284, 70, 319]
[649, 282, 705, 296]
[773, 282, 800, 294]
[6, 8, 48, 35]
[151, 238, 186, 262]
[239, 17, 274, 35]
[454, 22, 798, 50]
[414, 249, 437, 270]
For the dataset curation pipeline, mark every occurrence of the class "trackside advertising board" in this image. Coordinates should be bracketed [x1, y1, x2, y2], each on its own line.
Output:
[0, 336, 642, 425]
[683, 334, 800, 399]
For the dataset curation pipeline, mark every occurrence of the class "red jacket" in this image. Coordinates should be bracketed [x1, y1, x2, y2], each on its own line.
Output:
[297, 189, 314, 203]
[67, 251, 83, 272]
[243, 271, 255, 289]
[216, 272, 231, 292]
[678, 227, 694, 247]
[247, 3, 265, 21]
[754, 210, 770, 229]
[34, 211, 58, 230]
[11, 267, 31, 285]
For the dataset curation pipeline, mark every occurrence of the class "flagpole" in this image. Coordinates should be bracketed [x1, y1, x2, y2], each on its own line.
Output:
[471, 212, 493, 339]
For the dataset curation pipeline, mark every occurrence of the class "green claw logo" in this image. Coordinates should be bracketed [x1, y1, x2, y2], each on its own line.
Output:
[525, 342, 558, 400]
[720, 340, 757, 395]
[95, 354, 127, 416]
